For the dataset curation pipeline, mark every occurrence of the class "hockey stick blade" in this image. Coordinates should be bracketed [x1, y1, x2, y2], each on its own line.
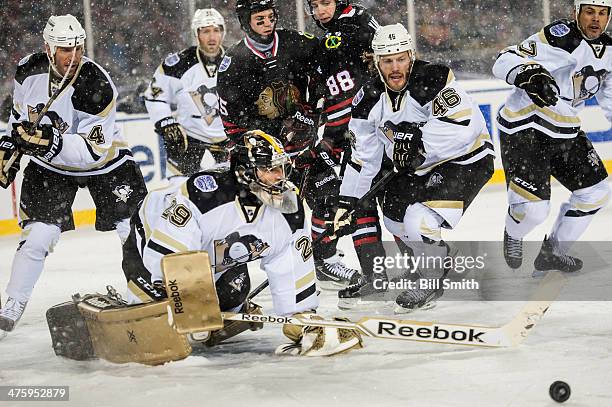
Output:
[222, 272, 565, 348]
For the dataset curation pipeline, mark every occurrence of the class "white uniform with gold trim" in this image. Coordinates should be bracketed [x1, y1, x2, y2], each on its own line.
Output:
[123, 170, 318, 316]
[341, 60, 494, 229]
[8, 53, 132, 176]
[493, 19, 612, 138]
[144, 46, 226, 144]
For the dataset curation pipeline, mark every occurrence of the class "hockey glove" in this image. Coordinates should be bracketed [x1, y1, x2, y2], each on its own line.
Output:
[514, 64, 559, 108]
[391, 122, 425, 172]
[0, 136, 21, 189]
[293, 138, 342, 170]
[329, 195, 357, 240]
[12, 122, 62, 161]
[155, 117, 188, 155]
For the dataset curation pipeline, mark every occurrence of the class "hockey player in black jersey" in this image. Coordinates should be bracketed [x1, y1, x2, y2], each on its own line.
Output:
[144, 8, 229, 179]
[218, 0, 359, 289]
[0, 15, 147, 338]
[304, 0, 390, 291]
[493, 0, 611, 275]
[334, 24, 494, 312]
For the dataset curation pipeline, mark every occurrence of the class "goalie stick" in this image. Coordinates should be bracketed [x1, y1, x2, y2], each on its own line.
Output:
[224, 271, 565, 348]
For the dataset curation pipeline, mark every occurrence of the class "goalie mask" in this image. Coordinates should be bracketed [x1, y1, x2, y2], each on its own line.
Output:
[192, 8, 226, 40]
[372, 24, 416, 91]
[574, 0, 612, 35]
[43, 14, 86, 75]
[236, 0, 278, 44]
[232, 130, 297, 213]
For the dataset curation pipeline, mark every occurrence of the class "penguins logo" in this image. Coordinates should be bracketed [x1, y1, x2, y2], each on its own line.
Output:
[572, 66, 607, 105]
[215, 232, 270, 271]
[28, 104, 69, 134]
[189, 84, 220, 125]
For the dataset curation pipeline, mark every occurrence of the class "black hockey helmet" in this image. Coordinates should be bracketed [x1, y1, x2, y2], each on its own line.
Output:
[231, 130, 293, 198]
[305, 0, 351, 30]
[236, 0, 278, 44]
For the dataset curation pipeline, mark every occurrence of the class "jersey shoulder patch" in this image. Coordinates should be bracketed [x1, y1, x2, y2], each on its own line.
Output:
[72, 61, 115, 116]
[185, 171, 238, 215]
[15, 53, 49, 85]
[543, 19, 582, 53]
[350, 78, 384, 120]
[407, 60, 452, 106]
[282, 196, 306, 234]
[218, 55, 232, 73]
[162, 46, 198, 79]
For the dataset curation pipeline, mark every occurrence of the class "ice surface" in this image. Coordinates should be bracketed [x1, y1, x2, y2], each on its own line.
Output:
[1, 183, 611, 407]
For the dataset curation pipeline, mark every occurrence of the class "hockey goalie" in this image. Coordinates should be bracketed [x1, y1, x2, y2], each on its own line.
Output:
[45, 131, 363, 365]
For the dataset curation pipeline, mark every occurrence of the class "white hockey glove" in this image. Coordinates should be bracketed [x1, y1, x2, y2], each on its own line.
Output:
[329, 196, 356, 241]
[276, 313, 363, 357]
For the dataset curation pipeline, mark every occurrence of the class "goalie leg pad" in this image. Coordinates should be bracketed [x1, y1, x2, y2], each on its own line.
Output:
[46, 301, 96, 361]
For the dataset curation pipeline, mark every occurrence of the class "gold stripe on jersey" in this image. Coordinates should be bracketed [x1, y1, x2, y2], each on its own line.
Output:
[509, 181, 541, 202]
[152, 229, 189, 253]
[538, 29, 548, 45]
[295, 270, 315, 290]
[415, 133, 492, 174]
[575, 193, 610, 211]
[420, 219, 442, 240]
[423, 201, 463, 210]
[502, 105, 581, 124]
[128, 281, 155, 303]
[44, 146, 129, 172]
[447, 108, 472, 121]
[179, 182, 190, 200]
[446, 70, 455, 86]
[167, 161, 183, 176]
[97, 98, 115, 118]
[91, 139, 129, 155]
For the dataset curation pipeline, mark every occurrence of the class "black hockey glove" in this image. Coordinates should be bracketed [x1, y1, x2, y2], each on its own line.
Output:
[0, 136, 21, 189]
[514, 64, 559, 108]
[12, 122, 62, 161]
[330, 195, 358, 240]
[293, 138, 342, 170]
[155, 117, 188, 155]
[390, 122, 425, 173]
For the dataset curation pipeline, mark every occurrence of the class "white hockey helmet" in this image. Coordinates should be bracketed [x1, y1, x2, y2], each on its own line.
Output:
[192, 8, 226, 39]
[575, 0, 612, 31]
[372, 24, 415, 59]
[43, 14, 86, 59]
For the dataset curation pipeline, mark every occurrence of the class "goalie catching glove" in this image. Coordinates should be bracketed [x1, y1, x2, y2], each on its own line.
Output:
[275, 312, 363, 356]
[0, 136, 21, 189]
[513, 63, 559, 108]
[155, 117, 188, 156]
[12, 122, 62, 161]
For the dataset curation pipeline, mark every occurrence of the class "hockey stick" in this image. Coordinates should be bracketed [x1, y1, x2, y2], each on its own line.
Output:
[223, 271, 565, 348]
[3, 45, 79, 173]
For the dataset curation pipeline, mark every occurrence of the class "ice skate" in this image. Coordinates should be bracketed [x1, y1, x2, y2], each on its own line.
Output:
[394, 285, 444, 314]
[337, 271, 389, 310]
[533, 236, 583, 277]
[503, 228, 523, 269]
[315, 251, 359, 290]
[0, 297, 28, 337]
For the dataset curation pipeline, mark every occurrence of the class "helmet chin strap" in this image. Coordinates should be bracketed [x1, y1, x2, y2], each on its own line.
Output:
[46, 43, 79, 83]
[375, 52, 414, 94]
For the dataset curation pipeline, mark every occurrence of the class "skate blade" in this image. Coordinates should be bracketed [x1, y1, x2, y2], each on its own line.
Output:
[337, 297, 394, 311]
[317, 280, 348, 291]
[532, 269, 548, 278]
[0, 330, 7, 341]
[393, 301, 437, 315]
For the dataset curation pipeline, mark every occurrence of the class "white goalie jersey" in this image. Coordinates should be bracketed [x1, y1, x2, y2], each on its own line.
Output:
[127, 171, 318, 316]
[341, 60, 494, 200]
[144, 46, 227, 144]
[8, 53, 132, 176]
[493, 19, 612, 138]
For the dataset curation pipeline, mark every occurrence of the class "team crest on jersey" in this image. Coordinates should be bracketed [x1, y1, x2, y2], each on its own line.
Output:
[193, 174, 218, 192]
[28, 104, 69, 134]
[255, 82, 301, 119]
[572, 65, 607, 104]
[190, 84, 220, 125]
[325, 34, 342, 49]
[218, 56, 232, 73]
[214, 232, 270, 272]
[112, 184, 133, 203]
[352, 87, 365, 106]
[588, 149, 601, 167]
[149, 77, 163, 99]
[426, 173, 444, 188]
[549, 23, 570, 37]
[164, 53, 180, 67]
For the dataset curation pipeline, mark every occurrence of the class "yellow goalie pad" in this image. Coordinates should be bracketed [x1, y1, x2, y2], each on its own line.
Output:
[161, 251, 224, 334]
[77, 298, 191, 365]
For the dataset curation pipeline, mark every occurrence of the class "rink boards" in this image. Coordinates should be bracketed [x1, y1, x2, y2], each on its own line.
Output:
[1, 79, 611, 235]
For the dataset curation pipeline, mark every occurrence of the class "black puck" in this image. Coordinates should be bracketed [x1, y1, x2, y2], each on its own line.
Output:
[549, 381, 571, 403]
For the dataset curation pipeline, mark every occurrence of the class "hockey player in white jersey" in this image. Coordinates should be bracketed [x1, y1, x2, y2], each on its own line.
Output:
[144, 8, 229, 179]
[493, 0, 611, 274]
[334, 24, 494, 311]
[0, 15, 147, 338]
[121, 130, 362, 356]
